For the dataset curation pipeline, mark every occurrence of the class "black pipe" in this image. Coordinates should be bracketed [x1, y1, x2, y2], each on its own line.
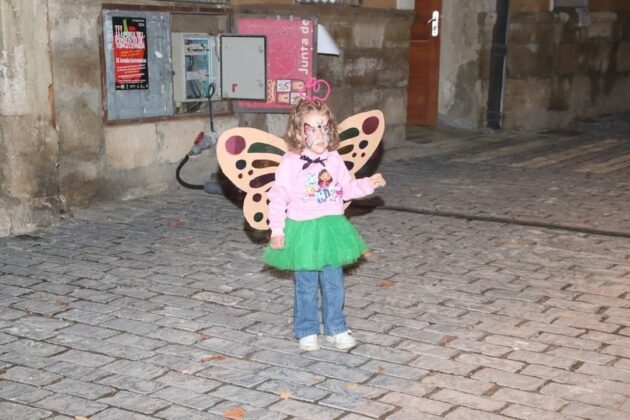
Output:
[487, 0, 510, 130]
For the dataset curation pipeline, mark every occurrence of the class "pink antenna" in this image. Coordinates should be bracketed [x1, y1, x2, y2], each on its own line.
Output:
[299, 77, 331, 101]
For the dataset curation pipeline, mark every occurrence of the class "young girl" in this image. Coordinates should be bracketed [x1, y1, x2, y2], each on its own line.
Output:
[263, 99, 386, 351]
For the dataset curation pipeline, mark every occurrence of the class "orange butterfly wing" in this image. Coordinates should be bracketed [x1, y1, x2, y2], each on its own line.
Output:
[216, 127, 287, 230]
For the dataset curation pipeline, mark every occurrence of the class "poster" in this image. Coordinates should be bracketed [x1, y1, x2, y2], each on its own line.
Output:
[236, 17, 315, 112]
[113, 17, 148, 90]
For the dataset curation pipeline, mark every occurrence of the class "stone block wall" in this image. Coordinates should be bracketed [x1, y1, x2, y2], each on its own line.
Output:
[0, 0, 412, 236]
[503, 2, 630, 129]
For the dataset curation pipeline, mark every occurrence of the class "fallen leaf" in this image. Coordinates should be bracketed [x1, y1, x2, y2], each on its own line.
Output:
[440, 335, 456, 345]
[200, 354, 225, 362]
[167, 219, 186, 227]
[279, 391, 291, 399]
[56, 299, 70, 307]
[344, 382, 357, 390]
[379, 279, 397, 288]
[197, 331, 210, 340]
[363, 250, 373, 257]
[75, 417, 90, 420]
[378, 366, 385, 374]
[181, 369, 192, 375]
[223, 406, 247, 420]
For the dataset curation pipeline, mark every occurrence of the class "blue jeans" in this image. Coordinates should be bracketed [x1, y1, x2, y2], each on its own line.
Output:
[293, 266, 347, 339]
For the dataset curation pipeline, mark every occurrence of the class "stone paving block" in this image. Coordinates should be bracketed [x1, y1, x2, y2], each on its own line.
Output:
[258, 379, 330, 402]
[492, 387, 567, 411]
[151, 385, 221, 410]
[56, 308, 116, 325]
[472, 367, 546, 391]
[422, 373, 495, 396]
[577, 362, 630, 383]
[52, 349, 115, 367]
[36, 393, 107, 417]
[395, 340, 459, 359]
[91, 407, 157, 420]
[316, 378, 384, 399]
[197, 337, 257, 358]
[99, 373, 166, 395]
[445, 405, 512, 419]
[360, 359, 428, 380]
[101, 317, 160, 336]
[210, 384, 278, 408]
[155, 405, 223, 420]
[547, 346, 616, 365]
[540, 382, 626, 409]
[60, 324, 119, 340]
[268, 398, 343, 419]
[259, 366, 326, 386]
[432, 389, 508, 412]
[506, 349, 576, 369]
[307, 361, 373, 383]
[501, 403, 573, 420]
[379, 391, 452, 416]
[0, 380, 52, 403]
[45, 378, 116, 400]
[0, 401, 52, 419]
[409, 355, 477, 376]
[44, 361, 109, 382]
[251, 349, 313, 369]
[98, 390, 170, 414]
[455, 352, 524, 373]
[366, 374, 435, 397]
[0, 365, 60, 386]
[103, 359, 168, 380]
[320, 392, 395, 418]
[561, 401, 629, 420]
[483, 334, 549, 352]
[198, 365, 268, 388]
[156, 371, 220, 393]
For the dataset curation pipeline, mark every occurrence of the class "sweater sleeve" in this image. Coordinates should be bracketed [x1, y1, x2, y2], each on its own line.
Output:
[333, 153, 376, 200]
[267, 157, 292, 237]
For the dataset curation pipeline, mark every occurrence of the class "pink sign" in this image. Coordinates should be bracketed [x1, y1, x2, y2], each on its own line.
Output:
[236, 17, 315, 112]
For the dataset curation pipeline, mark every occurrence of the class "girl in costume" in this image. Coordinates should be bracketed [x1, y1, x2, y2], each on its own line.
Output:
[263, 99, 386, 351]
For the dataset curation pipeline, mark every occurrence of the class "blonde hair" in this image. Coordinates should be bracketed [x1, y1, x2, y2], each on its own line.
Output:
[284, 99, 340, 152]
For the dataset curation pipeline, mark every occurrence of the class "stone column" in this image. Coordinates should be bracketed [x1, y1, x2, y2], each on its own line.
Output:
[0, 0, 61, 236]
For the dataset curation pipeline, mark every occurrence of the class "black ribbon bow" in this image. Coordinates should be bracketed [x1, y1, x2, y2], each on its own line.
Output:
[300, 155, 327, 170]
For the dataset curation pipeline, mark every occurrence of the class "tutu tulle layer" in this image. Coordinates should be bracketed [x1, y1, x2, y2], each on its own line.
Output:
[263, 215, 367, 271]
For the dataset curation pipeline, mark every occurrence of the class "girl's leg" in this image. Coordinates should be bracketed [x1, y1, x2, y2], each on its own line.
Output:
[319, 266, 347, 336]
[294, 270, 320, 339]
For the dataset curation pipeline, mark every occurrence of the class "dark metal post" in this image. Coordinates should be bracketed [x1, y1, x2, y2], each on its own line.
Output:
[487, 0, 510, 130]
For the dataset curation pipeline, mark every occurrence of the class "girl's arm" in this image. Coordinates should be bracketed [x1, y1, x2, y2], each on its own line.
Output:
[333, 153, 386, 200]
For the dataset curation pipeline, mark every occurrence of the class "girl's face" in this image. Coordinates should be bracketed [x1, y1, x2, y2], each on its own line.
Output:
[299, 111, 332, 154]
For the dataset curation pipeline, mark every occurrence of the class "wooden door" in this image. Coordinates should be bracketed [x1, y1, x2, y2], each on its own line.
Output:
[407, 0, 442, 125]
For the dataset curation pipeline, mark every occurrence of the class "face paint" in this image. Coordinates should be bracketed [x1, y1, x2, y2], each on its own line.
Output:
[303, 120, 332, 149]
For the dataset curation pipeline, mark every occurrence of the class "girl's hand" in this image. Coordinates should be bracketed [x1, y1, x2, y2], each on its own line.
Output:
[270, 236, 285, 249]
[370, 173, 386, 188]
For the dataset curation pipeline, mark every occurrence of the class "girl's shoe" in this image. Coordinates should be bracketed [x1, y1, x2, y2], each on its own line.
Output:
[326, 331, 356, 350]
[299, 334, 319, 351]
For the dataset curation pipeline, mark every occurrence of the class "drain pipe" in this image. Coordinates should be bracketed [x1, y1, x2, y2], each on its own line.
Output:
[486, 0, 510, 130]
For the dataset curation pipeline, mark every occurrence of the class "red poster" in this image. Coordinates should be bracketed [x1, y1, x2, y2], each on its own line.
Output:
[236, 17, 315, 111]
[113, 17, 148, 90]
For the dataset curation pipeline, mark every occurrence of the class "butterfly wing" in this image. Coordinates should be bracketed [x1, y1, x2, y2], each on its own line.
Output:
[216, 127, 287, 230]
[336, 110, 385, 177]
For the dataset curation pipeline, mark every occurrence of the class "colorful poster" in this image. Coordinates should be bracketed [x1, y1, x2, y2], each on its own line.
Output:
[236, 17, 315, 112]
[113, 17, 148, 90]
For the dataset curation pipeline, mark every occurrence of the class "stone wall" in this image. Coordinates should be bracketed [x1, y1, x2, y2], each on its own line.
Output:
[503, 1, 630, 129]
[0, 0, 412, 236]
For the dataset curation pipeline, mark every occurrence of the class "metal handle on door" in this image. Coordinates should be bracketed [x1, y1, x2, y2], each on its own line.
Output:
[428, 11, 439, 37]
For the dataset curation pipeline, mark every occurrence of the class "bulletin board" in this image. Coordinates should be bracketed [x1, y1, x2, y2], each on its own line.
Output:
[234, 15, 316, 113]
[102, 10, 173, 121]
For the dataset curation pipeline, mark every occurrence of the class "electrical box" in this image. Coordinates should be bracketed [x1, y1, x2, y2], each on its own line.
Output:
[220, 35, 267, 101]
[172, 33, 221, 102]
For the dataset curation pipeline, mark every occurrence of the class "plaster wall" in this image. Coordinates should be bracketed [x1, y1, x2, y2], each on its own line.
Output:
[437, 0, 496, 129]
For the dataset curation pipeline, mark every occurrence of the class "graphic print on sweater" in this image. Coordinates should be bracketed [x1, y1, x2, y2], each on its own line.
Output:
[304, 169, 343, 204]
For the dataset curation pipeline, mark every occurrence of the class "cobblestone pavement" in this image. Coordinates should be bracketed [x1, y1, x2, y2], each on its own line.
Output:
[1, 114, 629, 419]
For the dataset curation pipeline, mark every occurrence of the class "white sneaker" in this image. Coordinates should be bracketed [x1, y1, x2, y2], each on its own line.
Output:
[326, 331, 356, 350]
[299, 334, 319, 351]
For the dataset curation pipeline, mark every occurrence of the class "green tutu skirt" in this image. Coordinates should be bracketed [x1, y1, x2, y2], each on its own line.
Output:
[263, 215, 368, 271]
